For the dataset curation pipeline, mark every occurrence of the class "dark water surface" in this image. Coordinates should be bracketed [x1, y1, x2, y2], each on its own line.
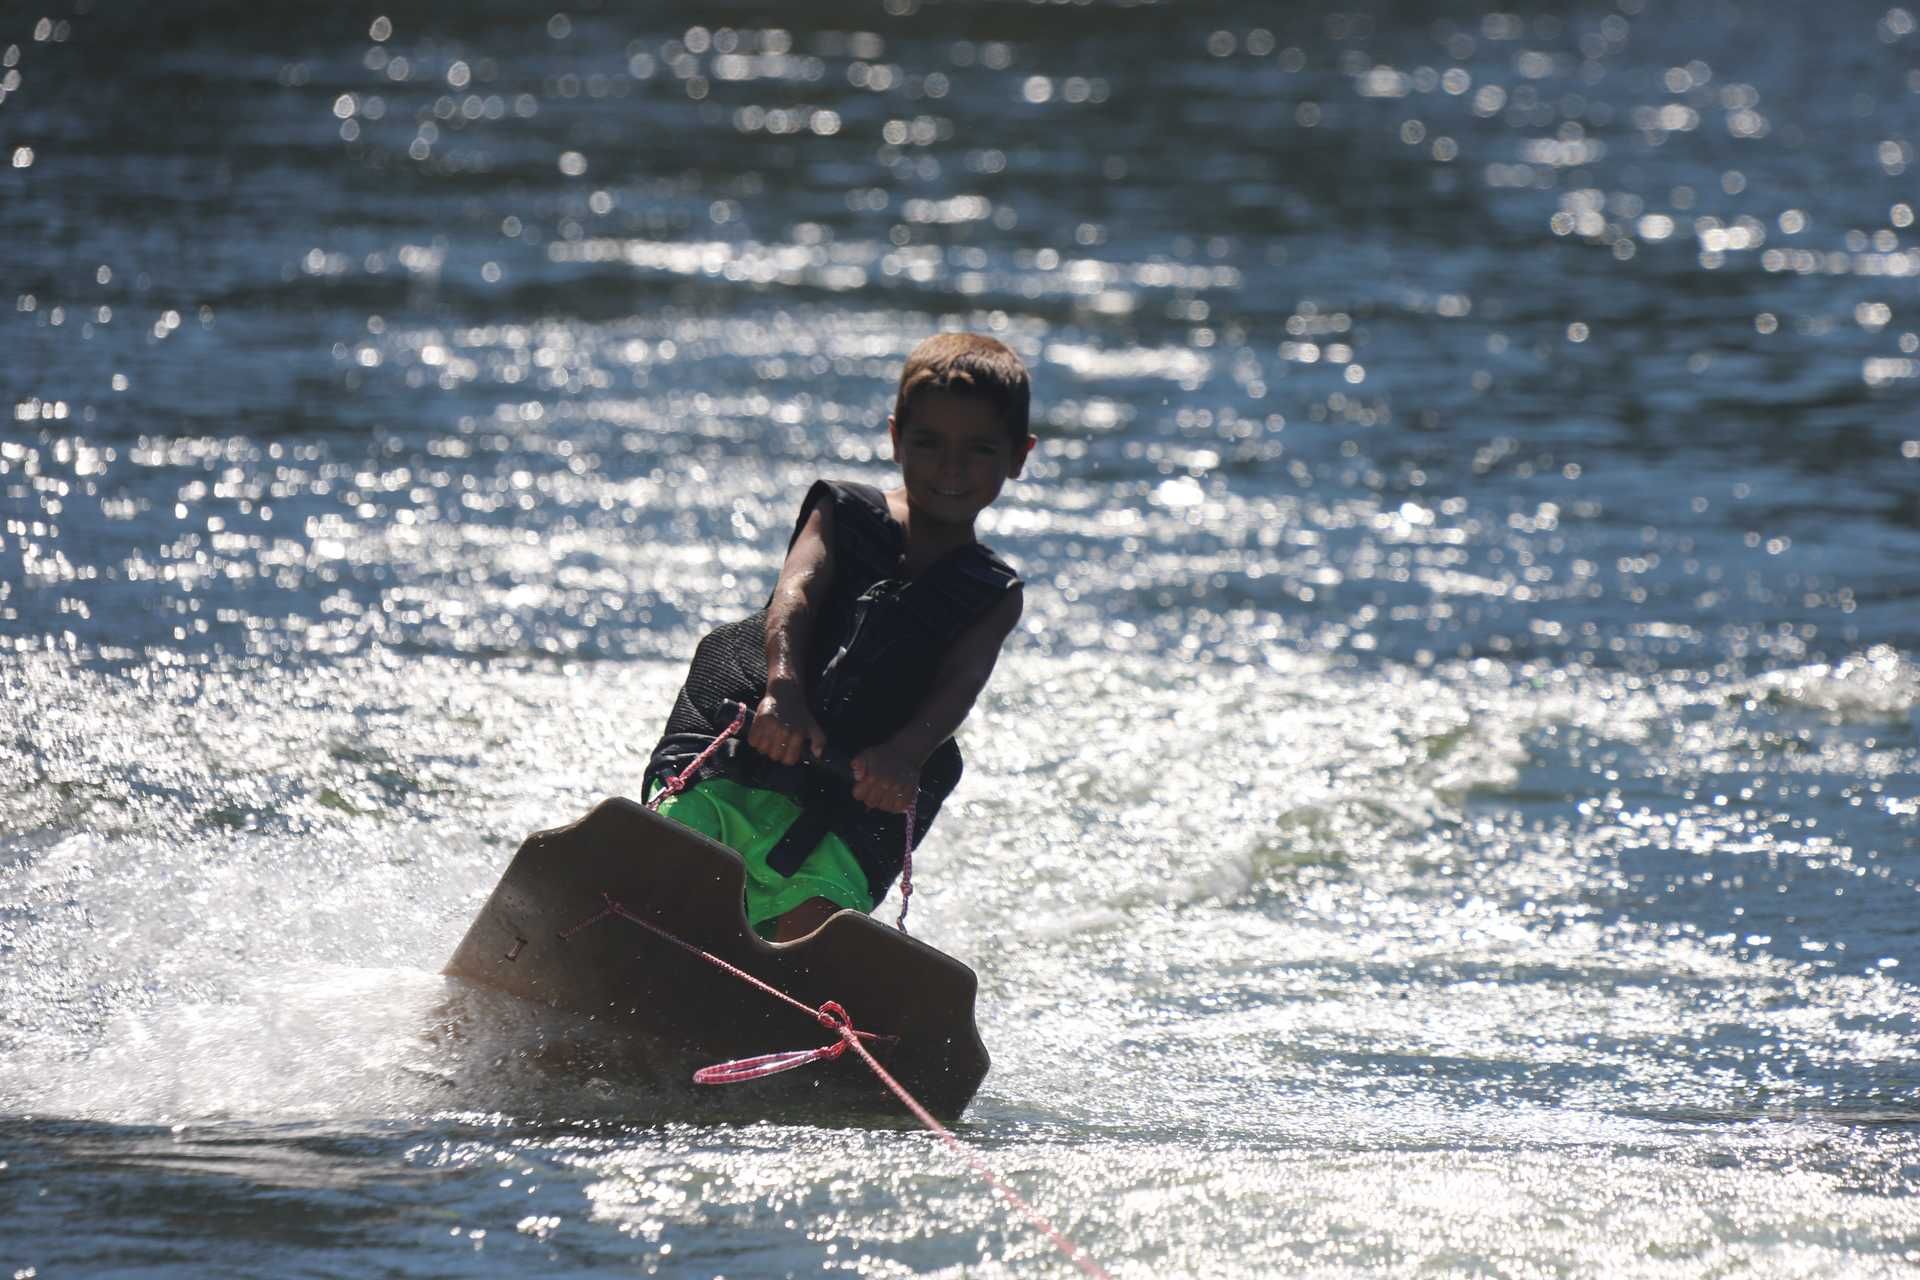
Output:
[4, 1, 1918, 1276]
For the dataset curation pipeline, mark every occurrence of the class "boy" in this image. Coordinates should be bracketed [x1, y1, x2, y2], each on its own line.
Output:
[645, 333, 1036, 942]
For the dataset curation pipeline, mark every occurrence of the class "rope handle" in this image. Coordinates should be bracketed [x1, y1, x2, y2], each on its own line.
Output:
[652, 702, 923, 932]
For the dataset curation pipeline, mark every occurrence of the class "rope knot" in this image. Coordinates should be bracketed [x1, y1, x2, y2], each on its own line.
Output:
[646, 702, 750, 812]
[815, 999, 851, 1033]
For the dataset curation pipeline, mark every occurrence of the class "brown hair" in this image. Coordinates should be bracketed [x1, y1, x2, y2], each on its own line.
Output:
[893, 332, 1031, 444]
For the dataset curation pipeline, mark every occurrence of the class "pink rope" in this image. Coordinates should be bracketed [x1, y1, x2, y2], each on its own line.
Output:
[894, 798, 917, 933]
[693, 1042, 844, 1084]
[693, 1000, 853, 1084]
[645, 703, 750, 811]
[561, 897, 1112, 1280]
[840, 1027, 1113, 1280]
[562, 896, 885, 1048]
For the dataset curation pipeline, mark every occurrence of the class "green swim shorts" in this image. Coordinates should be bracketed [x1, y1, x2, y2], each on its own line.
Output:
[649, 776, 874, 938]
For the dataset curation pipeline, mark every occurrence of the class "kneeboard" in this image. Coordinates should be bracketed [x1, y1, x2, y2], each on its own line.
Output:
[444, 797, 990, 1122]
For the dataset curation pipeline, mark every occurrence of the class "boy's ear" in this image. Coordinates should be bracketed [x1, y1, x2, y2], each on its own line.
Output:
[887, 414, 900, 458]
[1009, 433, 1036, 477]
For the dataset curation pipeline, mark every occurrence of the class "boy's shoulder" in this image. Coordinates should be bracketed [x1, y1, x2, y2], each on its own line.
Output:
[791, 477, 885, 544]
[800, 477, 887, 523]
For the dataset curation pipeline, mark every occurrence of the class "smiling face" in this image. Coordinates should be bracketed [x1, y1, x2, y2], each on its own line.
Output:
[888, 390, 1033, 529]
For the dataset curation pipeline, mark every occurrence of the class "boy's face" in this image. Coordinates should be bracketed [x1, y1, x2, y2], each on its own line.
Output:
[888, 390, 1034, 526]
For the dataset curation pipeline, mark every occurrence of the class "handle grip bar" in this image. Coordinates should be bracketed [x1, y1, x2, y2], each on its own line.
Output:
[724, 701, 858, 785]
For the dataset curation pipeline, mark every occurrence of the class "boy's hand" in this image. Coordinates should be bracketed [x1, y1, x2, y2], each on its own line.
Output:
[851, 740, 920, 814]
[750, 683, 827, 765]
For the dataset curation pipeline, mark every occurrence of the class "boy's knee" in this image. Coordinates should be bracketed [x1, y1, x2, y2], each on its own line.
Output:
[771, 897, 840, 942]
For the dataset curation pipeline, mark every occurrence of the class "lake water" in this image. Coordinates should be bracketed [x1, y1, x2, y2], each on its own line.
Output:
[3, 1, 1918, 1275]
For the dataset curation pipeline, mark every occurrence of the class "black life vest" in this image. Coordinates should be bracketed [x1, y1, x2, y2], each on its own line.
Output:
[646, 480, 1020, 897]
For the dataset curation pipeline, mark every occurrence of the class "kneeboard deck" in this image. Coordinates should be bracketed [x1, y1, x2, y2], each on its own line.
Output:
[444, 797, 990, 1122]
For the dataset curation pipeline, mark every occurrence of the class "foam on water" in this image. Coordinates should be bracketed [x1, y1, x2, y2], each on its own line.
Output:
[6, 647, 1915, 1173]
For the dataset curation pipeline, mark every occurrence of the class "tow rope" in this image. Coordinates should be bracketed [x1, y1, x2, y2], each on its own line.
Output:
[561, 894, 1112, 1279]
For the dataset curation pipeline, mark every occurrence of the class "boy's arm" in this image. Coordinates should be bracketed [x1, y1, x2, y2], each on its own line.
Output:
[850, 585, 1024, 813]
[750, 503, 834, 764]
